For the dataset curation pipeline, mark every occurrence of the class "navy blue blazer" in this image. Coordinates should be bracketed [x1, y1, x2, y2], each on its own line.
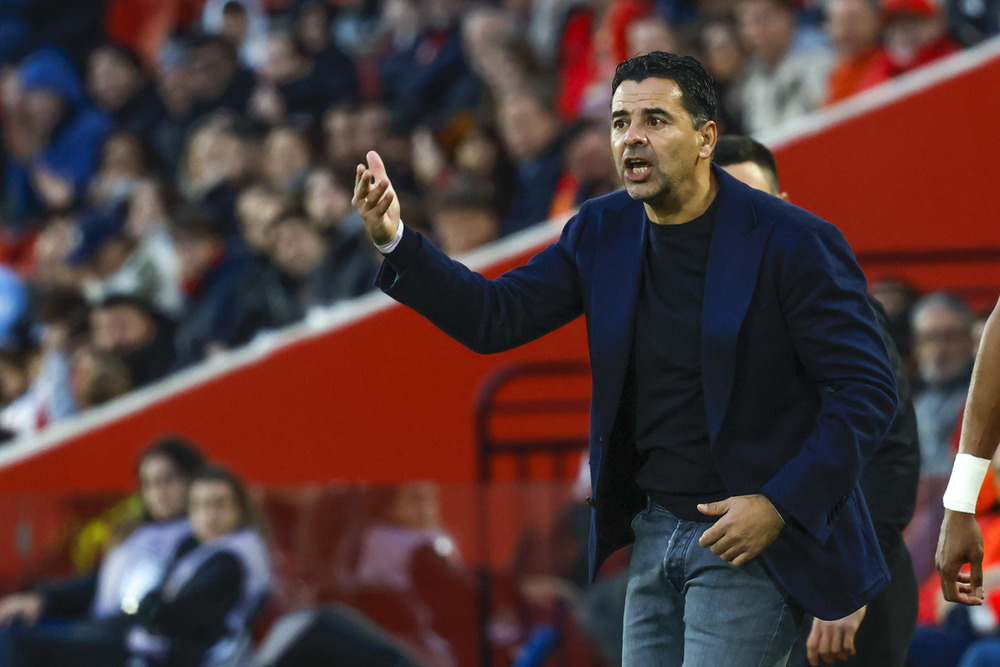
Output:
[377, 166, 898, 620]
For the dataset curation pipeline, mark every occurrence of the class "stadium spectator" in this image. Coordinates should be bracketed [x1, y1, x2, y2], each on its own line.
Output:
[170, 205, 250, 368]
[185, 34, 255, 119]
[912, 292, 977, 476]
[85, 43, 165, 144]
[303, 167, 365, 241]
[497, 84, 566, 236]
[201, 0, 269, 70]
[178, 115, 246, 235]
[549, 120, 621, 218]
[870, 275, 921, 363]
[824, 0, 884, 105]
[0, 287, 88, 439]
[4, 48, 109, 224]
[128, 464, 271, 667]
[260, 124, 312, 194]
[735, 0, 834, 134]
[0, 437, 203, 666]
[90, 295, 176, 388]
[859, 0, 961, 90]
[377, 0, 479, 132]
[86, 132, 149, 216]
[270, 210, 377, 309]
[695, 18, 747, 134]
[429, 179, 500, 258]
[69, 346, 132, 411]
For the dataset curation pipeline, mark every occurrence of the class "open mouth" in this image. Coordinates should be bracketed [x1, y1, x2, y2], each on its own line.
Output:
[624, 157, 652, 181]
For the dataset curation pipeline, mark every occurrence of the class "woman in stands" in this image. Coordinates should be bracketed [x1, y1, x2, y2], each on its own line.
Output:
[0, 436, 203, 666]
[127, 464, 271, 667]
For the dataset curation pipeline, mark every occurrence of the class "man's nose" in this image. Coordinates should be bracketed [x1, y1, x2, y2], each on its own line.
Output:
[623, 122, 647, 145]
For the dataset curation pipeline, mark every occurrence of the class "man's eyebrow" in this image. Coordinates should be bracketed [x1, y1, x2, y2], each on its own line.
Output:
[610, 107, 674, 119]
[611, 110, 629, 119]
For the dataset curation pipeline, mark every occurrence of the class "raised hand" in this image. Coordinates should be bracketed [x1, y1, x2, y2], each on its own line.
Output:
[697, 494, 785, 567]
[936, 509, 986, 605]
[0, 592, 44, 627]
[352, 150, 401, 246]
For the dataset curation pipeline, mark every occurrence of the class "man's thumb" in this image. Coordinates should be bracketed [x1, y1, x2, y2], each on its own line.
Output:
[367, 150, 387, 179]
[698, 499, 729, 516]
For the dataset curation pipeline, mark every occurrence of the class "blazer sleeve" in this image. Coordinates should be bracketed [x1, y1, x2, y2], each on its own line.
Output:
[376, 215, 586, 354]
[761, 219, 898, 544]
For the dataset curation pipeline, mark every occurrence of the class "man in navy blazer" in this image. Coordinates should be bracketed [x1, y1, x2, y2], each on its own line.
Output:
[352, 52, 897, 665]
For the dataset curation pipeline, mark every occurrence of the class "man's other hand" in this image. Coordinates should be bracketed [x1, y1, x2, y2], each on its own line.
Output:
[937, 509, 986, 604]
[697, 494, 784, 567]
[352, 150, 401, 246]
[806, 605, 867, 665]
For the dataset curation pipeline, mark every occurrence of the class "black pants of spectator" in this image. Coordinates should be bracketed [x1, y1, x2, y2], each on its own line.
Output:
[788, 538, 918, 667]
[255, 605, 420, 667]
[0, 616, 128, 667]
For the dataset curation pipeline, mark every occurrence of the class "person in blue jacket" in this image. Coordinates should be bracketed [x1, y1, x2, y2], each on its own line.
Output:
[352, 51, 898, 665]
[4, 48, 109, 225]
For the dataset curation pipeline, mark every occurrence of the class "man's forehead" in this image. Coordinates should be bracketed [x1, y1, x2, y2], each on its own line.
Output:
[611, 78, 684, 111]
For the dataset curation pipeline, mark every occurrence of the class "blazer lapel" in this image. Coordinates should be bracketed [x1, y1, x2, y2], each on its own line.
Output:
[589, 198, 647, 439]
[701, 166, 774, 442]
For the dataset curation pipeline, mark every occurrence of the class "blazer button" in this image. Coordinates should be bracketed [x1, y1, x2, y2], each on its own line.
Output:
[598, 435, 605, 443]
[586, 497, 596, 508]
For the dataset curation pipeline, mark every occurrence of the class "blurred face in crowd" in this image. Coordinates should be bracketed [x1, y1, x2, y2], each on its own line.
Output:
[870, 278, 915, 319]
[155, 61, 192, 116]
[190, 479, 243, 542]
[221, 3, 250, 49]
[22, 88, 65, 139]
[462, 9, 514, 78]
[263, 128, 310, 190]
[100, 133, 146, 181]
[611, 77, 716, 210]
[297, 2, 330, 53]
[173, 230, 221, 284]
[826, 0, 881, 59]
[188, 42, 237, 102]
[434, 206, 499, 257]
[735, 0, 795, 66]
[88, 47, 142, 112]
[627, 16, 678, 57]
[236, 187, 283, 253]
[357, 104, 391, 153]
[185, 125, 245, 190]
[323, 106, 357, 166]
[304, 169, 350, 231]
[272, 217, 327, 278]
[126, 180, 169, 238]
[91, 303, 157, 356]
[34, 217, 79, 287]
[884, 13, 946, 64]
[913, 304, 975, 384]
[499, 94, 559, 161]
[567, 127, 618, 194]
[140, 453, 190, 522]
[261, 33, 308, 84]
[455, 129, 500, 178]
[0, 355, 27, 406]
[387, 483, 441, 530]
[700, 21, 745, 83]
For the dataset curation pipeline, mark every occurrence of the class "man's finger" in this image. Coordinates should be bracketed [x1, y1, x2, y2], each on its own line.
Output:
[371, 190, 395, 218]
[367, 150, 388, 180]
[971, 559, 985, 600]
[939, 563, 962, 602]
[697, 499, 730, 517]
[806, 624, 821, 667]
[366, 178, 390, 206]
[818, 624, 834, 664]
[698, 521, 726, 548]
[843, 625, 857, 655]
[731, 551, 753, 568]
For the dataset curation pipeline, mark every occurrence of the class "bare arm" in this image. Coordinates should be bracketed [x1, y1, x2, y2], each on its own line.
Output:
[937, 298, 1000, 605]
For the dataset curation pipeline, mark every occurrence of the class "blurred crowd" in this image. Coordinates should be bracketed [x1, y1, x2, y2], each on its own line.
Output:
[0, 0, 995, 440]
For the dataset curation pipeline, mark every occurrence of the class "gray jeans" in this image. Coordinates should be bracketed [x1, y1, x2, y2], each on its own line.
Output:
[623, 501, 803, 666]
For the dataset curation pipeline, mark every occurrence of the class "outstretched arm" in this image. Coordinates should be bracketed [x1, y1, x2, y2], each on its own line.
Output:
[937, 298, 1000, 605]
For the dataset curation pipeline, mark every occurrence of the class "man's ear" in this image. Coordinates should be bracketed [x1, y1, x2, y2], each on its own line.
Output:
[698, 121, 718, 160]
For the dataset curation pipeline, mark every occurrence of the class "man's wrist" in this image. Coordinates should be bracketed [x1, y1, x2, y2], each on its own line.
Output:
[374, 221, 404, 253]
[943, 453, 992, 513]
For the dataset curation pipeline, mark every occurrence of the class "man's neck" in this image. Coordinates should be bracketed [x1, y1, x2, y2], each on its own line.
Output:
[644, 169, 718, 226]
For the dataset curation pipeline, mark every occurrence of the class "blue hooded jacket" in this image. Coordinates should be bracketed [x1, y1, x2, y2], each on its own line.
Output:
[5, 48, 110, 223]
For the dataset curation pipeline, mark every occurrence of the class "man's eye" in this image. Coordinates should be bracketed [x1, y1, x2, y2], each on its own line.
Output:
[649, 118, 661, 126]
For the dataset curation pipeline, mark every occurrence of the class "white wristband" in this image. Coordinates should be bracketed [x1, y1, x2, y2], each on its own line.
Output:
[943, 453, 992, 513]
[375, 222, 404, 254]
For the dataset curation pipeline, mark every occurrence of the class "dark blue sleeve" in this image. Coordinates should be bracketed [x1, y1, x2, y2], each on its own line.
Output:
[761, 220, 898, 544]
[377, 216, 585, 354]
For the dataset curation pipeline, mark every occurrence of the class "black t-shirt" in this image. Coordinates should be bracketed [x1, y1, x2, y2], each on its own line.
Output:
[633, 197, 728, 520]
